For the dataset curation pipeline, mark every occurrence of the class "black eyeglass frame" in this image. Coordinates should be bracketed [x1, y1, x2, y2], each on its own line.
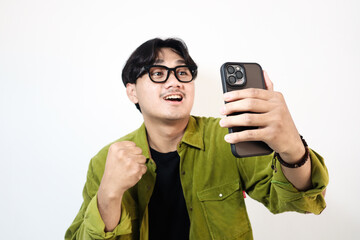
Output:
[139, 65, 198, 83]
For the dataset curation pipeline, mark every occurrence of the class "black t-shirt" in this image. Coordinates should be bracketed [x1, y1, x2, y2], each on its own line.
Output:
[148, 147, 190, 240]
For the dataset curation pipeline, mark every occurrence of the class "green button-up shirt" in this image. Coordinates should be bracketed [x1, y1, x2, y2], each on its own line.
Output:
[65, 116, 328, 240]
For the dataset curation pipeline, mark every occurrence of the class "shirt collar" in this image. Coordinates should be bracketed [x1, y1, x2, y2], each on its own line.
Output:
[180, 116, 205, 150]
[135, 116, 205, 155]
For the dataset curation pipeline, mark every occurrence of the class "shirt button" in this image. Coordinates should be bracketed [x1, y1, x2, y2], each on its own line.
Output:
[181, 171, 186, 175]
[189, 207, 193, 211]
[219, 193, 223, 198]
[147, 186, 151, 191]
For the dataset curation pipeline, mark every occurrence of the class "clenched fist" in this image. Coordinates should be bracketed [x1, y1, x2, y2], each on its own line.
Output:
[97, 141, 147, 231]
[100, 141, 147, 198]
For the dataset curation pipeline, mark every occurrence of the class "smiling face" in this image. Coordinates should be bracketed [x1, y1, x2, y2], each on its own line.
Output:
[126, 47, 195, 123]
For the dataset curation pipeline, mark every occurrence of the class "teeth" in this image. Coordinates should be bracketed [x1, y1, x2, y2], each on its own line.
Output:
[165, 95, 182, 100]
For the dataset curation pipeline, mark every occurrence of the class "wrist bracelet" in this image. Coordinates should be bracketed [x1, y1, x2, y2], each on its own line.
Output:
[272, 135, 309, 172]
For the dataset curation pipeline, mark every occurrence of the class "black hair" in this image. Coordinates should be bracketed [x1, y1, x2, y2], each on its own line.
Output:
[121, 38, 197, 112]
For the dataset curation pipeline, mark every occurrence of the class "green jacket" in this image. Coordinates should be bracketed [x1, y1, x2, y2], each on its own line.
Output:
[65, 116, 328, 240]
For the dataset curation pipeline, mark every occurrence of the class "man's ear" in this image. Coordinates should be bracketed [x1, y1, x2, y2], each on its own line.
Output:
[126, 83, 139, 104]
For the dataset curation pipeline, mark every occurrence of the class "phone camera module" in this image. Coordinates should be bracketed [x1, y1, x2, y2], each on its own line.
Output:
[225, 64, 246, 86]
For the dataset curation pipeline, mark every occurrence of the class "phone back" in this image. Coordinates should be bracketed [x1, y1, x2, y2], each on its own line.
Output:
[220, 62, 273, 158]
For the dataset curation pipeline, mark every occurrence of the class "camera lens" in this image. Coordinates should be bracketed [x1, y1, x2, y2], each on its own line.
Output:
[235, 71, 243, 79]
[227, 66, 235, 74]
[228, 76, 236, 84]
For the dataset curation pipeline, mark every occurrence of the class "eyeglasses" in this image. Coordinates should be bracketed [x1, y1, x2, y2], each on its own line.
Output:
[141, 65, 197, 83]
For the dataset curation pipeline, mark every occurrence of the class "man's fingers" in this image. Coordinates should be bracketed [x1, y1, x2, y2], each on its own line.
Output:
[110, 141, 145, 155]
[224, 127, 270, 144]
[220, 113, 270, 128]
[109, 141, 136, 153]
[135, 155, 147, 164]
[223, 87, 272, 102]
[221, 98, 271, 115]
[263, 70, 274, 91]
[128, 146, 144, 155]
[140, 164, 147, 175]
[116, 141, 136, 147]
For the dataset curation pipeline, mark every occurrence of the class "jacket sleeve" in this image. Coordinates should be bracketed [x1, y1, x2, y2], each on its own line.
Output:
[237, 148, 328, 214]
[65, 157, 132, 240]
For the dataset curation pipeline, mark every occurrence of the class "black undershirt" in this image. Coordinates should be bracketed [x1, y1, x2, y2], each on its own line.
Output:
[148, 147, 190, 240]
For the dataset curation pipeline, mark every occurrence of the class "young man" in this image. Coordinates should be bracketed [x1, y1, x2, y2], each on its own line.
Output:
[65, 38, 328, 240]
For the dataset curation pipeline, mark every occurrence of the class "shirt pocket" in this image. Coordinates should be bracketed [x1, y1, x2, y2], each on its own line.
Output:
[197, 180, 251, 240]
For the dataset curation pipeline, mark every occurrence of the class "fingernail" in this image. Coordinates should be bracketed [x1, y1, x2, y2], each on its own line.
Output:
[219, 118, 225, 127]
[224, 134, 231, 142]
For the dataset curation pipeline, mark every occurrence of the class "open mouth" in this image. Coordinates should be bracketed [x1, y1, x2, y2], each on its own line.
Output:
[164, 94, 183, 102]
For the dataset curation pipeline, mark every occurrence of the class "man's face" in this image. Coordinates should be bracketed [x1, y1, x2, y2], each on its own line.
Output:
[126, 47, 195, 123]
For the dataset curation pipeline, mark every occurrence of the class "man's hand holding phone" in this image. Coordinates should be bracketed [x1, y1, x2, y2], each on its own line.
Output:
[220, 70, 305, 164]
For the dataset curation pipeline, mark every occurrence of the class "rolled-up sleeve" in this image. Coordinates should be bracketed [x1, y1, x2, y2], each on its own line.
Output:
[238, 148, 328, 215]
[65, 157, 133, 240]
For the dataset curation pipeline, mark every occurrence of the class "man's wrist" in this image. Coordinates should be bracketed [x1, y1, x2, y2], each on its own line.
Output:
[278, 142, 306, 164]
[274, 136, 309, 169]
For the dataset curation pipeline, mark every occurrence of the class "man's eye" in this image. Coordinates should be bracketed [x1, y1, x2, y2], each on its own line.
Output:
[178, 71, 188, 75]
[152, 71, 164, 77]
[177, 68, 190, 76]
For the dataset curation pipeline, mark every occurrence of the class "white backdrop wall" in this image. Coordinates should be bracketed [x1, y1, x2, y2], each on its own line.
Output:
[1, 0, 359, 239]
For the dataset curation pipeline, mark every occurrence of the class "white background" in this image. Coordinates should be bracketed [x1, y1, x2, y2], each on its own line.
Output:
[1, 0, 359, 239]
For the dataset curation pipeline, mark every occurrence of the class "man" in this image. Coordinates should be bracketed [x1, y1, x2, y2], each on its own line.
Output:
[65, 38, 328, 240]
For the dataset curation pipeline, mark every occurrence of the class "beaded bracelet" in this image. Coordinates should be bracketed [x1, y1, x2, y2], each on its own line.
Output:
[272, 135, 309, 172]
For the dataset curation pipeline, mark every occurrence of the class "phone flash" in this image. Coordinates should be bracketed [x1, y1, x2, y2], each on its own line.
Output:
[236, 66, 240, 70]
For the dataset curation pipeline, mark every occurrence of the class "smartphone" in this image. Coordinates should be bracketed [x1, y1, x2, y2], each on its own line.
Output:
[220, 62, 273, 158]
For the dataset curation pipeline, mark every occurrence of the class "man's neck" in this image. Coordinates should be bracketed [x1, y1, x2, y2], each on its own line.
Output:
[144, 116, 190, 153]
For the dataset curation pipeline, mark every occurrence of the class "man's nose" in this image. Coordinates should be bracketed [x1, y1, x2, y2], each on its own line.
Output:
[164, 70, 182, 87]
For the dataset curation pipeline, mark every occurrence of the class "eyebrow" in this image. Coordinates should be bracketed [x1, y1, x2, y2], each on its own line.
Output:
[154, 59, 186, 64]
